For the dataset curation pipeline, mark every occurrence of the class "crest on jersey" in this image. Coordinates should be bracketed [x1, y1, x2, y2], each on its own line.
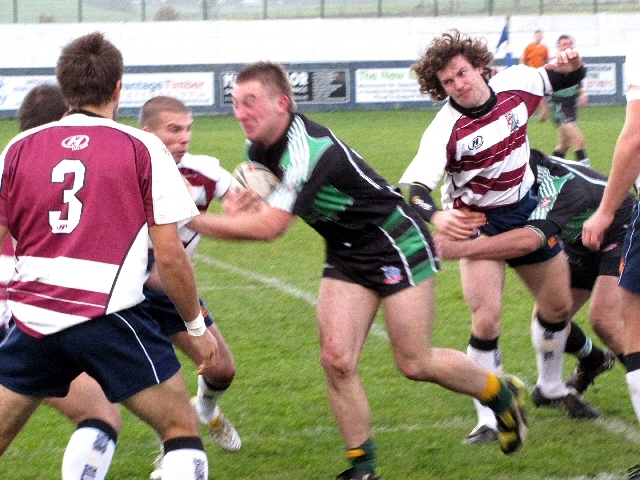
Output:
[381, 266, 403, 285]
[61, 135, 90, 151]
[504, 111, 519, 132]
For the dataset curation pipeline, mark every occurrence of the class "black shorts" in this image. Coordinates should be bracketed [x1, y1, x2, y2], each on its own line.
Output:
[323, 205, 438, 297]
[565, 241, 622, 290]
[550, 95, 578, 126]
[143, 287, 214, 337]
[0, 304, 181, 402]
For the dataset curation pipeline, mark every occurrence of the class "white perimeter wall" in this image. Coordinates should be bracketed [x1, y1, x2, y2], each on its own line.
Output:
[0, 13, 638, 68]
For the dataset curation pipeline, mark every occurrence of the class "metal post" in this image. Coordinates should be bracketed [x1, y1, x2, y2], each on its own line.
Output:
[488, 0, 493, 15]
[203, 0, 208, 20]
[13, 0, 17, 23]
[434, 0, 438, 16]
[78, 0, 83, 22]
[141, 0, 146, 21]
[594, 0, 598, 13]
[320, 0, 325, 18]
[263, 0, 267, 19]
[539, 0, 544, 14]
[378, 0, 382, 17]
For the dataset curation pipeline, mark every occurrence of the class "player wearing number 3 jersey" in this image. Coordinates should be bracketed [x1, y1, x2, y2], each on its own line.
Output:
[1, 112, 192, 335]
[0, 32, 216, 480]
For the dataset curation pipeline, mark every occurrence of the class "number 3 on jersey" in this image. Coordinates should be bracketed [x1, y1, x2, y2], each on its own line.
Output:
[49, 159, 86, 234]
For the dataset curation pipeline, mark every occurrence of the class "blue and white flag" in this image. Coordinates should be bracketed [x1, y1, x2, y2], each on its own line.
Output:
[495, 18, 514, 67]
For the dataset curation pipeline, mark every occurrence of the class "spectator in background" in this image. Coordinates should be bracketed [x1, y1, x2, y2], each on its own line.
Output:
[521, 29, 551, 121]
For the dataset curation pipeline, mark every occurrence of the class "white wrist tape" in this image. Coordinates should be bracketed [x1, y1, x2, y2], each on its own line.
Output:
[524, 224, 547, 248]
[185, 313, 207, 337]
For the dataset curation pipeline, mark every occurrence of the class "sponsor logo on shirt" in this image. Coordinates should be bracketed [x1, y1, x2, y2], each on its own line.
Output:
[61, 135, 89, 151]
[468, 136, 484, 150]
[381, 266, 403, 285]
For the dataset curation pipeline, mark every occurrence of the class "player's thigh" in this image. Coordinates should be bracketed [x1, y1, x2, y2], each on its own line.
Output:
[515, 254, 572, 321]
[383, 278, 435, 357]
[122, 370, 199, 441]
[44, 373, 121, 431]
[459, 257, 505, 317]
[317, 277, 379, 368]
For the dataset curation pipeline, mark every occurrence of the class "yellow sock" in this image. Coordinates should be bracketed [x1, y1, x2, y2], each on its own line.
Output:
[477, 372, 501, 403]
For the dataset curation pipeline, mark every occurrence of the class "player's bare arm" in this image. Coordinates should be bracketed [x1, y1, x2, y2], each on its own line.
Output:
[434, 227, 543, 260]
[149, 222, 218, 370]
[188, 204, 295, 241]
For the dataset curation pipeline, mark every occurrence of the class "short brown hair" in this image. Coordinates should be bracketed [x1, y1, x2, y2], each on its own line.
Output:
[139, 96, 191, 129]
[235, 61, 297, 112]
[56, 32, 123, 109]
[412, 29, 494, 102]
[17, 84, 67, 132]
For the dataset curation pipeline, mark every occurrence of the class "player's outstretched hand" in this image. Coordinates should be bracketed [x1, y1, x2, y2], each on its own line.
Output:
[190, 329, 219, 374]
[431, 208, 486, 240]
[222, 188, 261, 215]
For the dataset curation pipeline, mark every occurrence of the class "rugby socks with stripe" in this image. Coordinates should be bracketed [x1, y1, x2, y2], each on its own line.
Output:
[467, 336, 502, 430]
[346, 438, 377, 475]
[531, 315, 569, 398]
[162, 436, 207, 480]
[61, 419, 117, 480]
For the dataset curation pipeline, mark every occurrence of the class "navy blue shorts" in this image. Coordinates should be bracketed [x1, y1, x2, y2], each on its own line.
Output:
[142, 287, 214, 337]
[619, 203, 640, 295]
[0, 303, 181, 403]
[476, 188, 562, 267]
[323, 204, 439, 297]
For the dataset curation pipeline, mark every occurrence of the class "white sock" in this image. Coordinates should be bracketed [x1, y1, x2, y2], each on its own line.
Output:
[161, 440, 207, 480]
[193, 375, 224, 422]
[61, 422, 116, 480]
[531, 317, 569, 398]
[626, 369, 640, 426]
[467, 344, 502, 430]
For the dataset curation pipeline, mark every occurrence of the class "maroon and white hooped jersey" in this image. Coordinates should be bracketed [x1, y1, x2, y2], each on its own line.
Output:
[178, 152, 232, 258]
[0, 112, 199, 337]
[400, 64, 552, 211]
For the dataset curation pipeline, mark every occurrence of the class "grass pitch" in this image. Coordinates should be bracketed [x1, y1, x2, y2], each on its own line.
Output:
[0, 105, 636, 479]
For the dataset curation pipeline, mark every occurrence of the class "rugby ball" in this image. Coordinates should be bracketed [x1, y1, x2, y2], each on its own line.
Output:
[231, 161, 280, 200]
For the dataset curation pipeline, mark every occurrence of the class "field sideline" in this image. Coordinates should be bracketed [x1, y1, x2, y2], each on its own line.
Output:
[0, 105, 637, 479]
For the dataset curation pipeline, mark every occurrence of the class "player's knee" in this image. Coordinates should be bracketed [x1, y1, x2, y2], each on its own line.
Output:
[320, 348, 357, 380]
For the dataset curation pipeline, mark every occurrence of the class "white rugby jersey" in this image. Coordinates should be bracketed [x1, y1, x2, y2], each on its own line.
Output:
[178, 152, 232, 258]
[0, 112, 199, 337]
[400, 64, 551, 210]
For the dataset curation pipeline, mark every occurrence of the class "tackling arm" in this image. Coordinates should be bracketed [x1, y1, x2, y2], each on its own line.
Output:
[435, 226, 545, 261]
